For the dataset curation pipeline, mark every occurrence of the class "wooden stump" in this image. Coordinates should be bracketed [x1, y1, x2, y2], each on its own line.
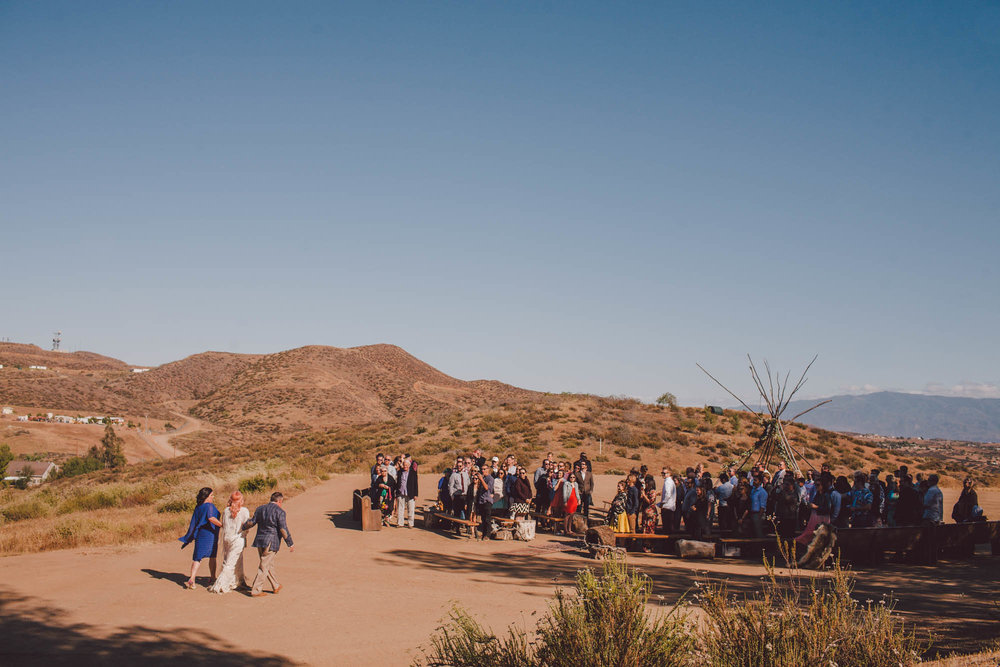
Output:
[565, 512, 589, 536]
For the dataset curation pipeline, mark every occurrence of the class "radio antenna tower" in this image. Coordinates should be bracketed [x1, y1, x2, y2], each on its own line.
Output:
[52, 331, 62, 351]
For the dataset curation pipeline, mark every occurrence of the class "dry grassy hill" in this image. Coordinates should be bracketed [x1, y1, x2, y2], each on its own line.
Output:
[111, 351, 263, 404]
[0, 343, 132, 372]
[186, 344, 536, 433]
[0, 343, 158, 418]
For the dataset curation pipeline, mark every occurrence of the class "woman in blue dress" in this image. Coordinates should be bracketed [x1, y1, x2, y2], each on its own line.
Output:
[179, 487, 223, 589]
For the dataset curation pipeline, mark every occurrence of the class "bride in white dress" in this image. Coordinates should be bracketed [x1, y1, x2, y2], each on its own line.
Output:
[209, 491, 250, 594]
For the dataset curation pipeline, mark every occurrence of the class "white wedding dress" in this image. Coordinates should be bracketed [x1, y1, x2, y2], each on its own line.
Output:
[209, 506, 250, 594]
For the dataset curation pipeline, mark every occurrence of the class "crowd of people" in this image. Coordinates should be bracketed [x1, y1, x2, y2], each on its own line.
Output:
[369, 448, 985, 548]
[368, 449, 595, 540]
[607, 461, 983, 549]
[435, 450, 595, 539]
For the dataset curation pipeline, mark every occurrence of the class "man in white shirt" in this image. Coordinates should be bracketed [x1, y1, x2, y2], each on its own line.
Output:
[658, 468, 676, 534]
[447, 460, 471, 520]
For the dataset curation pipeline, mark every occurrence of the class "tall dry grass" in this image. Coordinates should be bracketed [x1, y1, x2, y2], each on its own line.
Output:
[0, 457, 319, 555]
[416, 557, 693, 667]
[416, 553, 927, 667]
[695, 556, 927, 666]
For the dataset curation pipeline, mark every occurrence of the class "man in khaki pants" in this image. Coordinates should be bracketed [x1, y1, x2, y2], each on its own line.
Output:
[241, 491, 294, 597]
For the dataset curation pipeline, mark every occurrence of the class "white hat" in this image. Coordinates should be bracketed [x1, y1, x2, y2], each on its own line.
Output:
[491, 456, 499, 462]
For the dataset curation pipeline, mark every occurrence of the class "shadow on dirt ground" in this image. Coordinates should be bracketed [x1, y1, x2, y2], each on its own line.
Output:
[0, 589, 295, 666]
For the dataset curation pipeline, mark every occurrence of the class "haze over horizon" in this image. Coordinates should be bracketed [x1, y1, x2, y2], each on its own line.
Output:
[2, 2, 998, 406]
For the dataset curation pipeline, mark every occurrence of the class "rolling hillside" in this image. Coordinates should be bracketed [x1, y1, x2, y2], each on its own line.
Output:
[0, 343, 158, 417]
[785, 392, 1000, 443]
[187, 344, 536, 432]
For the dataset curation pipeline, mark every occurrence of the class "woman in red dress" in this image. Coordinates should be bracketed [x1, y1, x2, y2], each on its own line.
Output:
[563, 472, 581, 515]
[548, 469, 565, 516]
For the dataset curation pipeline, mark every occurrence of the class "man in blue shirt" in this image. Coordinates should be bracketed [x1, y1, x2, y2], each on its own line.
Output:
[922, 474, 944, 524]
[750, 476, 769, 538]
[849, 471, 873, 527]
[804, 470, 817, 503]
[534, 459, 551, 486]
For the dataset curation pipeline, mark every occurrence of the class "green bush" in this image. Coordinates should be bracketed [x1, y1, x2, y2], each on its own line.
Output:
[158, 498, 195, 513]
[58, 489, 125, 514]
[238, 474, 278, 495]
[2, 499, 50, 522]
[58, 453, 103, 479]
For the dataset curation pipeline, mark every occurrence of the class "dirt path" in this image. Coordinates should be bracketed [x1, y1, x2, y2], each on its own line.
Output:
[137, 410, 201, 459]
[1, 475, 997, 665]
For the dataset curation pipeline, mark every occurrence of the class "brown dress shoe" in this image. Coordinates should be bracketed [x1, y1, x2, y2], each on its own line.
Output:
[272, 584, 283, 595]
[251, 592, 267, 597]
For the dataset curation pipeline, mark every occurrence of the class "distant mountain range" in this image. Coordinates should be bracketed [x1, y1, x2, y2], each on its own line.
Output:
[783, 391, 1000, 443]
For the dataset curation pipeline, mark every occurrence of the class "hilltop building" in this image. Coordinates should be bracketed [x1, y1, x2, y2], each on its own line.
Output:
[4, 460, 58, 486]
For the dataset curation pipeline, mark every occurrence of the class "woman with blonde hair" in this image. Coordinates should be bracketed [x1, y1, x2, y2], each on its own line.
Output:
[209, 490, 250, 594]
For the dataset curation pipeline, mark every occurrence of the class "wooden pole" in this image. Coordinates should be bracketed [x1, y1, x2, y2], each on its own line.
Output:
[696, 364, 761, 417]
[787, 399, 833, 423]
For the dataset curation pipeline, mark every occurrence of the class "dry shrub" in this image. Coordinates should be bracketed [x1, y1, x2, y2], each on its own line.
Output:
[696, 558, 927, 666]
[57, 483, 164, 514]
[0, 508, 188, 554]
[415, 557, 693, 667]
[1, 498, 50, 522]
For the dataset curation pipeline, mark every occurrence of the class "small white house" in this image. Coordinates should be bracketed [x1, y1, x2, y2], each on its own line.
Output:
[29, 365, 47, 370]
[3, 460, 58, 485]
[1, 407, 13, 415]
[132, 368, 150, 373]
[53, 415, 74, 423]
[16, 415, 28, 422]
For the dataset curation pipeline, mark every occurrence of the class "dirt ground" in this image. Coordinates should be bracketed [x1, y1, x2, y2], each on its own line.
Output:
[1, 474, 997, 666]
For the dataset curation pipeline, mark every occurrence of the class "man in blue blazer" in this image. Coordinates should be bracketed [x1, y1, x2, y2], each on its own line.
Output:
[242, 491, 295, 597]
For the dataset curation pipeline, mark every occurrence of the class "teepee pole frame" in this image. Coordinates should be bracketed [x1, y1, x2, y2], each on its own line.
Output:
[698, 355, 827, 476]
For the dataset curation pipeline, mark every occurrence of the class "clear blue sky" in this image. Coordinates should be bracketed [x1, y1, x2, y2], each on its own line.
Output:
[2, 2, 998, 405]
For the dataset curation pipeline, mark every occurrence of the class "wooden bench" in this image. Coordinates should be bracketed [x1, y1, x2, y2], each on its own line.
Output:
[613, 533, 673, 540]
[352, 489, 383, 531]
[529, 512, 564, 532]
[831, 521, 1000, 565]
[430, 512, 479, 537]
[612, 533, 677, 554]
